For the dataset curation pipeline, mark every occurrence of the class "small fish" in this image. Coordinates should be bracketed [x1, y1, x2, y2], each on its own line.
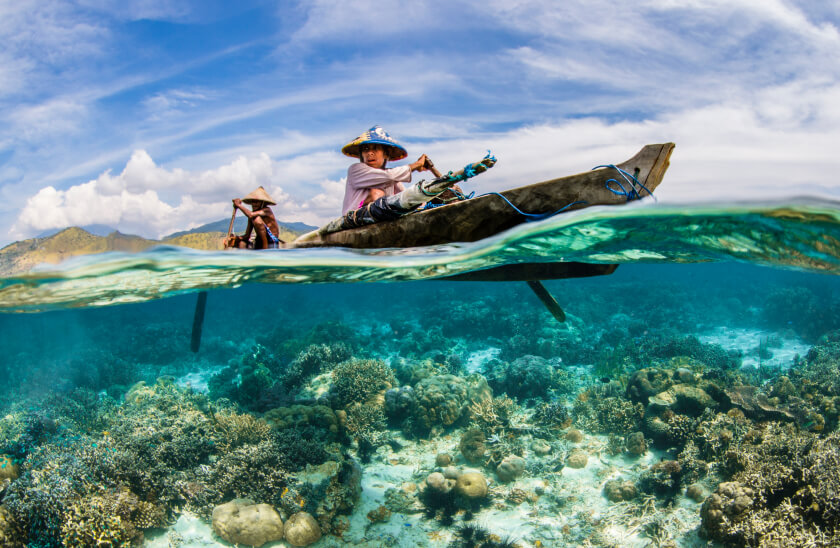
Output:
[599, 377, 611, 383]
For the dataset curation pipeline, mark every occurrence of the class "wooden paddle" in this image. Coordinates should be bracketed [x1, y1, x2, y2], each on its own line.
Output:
[424, 157, 443, 178]
[223, 205, 237, 249]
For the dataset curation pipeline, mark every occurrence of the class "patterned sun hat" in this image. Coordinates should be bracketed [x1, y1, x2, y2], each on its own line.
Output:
[341, 125, 408, 161]
[242, 186, 276, 205]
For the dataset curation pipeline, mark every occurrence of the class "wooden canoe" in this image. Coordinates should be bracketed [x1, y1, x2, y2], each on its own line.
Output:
[291, 143, 674, 249]
[289, 143, 674, 280]
[191, 143, 674, 348]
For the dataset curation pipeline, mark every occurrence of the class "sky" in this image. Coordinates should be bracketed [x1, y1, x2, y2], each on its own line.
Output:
[1, 0, 839, 245]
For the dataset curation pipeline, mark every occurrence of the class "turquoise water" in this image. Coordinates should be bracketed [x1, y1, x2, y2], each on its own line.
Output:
[2, 199, 840, 547]
[2, 199, 840, 312]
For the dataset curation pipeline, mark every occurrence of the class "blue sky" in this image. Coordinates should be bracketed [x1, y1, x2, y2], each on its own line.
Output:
[1, 0, 838, 244]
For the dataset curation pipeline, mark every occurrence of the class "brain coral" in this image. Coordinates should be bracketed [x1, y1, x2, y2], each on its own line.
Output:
[412, 375, 471, 430]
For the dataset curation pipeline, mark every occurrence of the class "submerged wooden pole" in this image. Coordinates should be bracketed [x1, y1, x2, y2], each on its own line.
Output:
[190, 291, 209, 352]
[526, 280, 566, 323]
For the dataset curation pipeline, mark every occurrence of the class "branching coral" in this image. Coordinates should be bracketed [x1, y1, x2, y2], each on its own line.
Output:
[532, 401, 571, 430]
[468, 396, 516, 435]
[212, 409, 272, 452]
[343, 402, 388, 463]
[282, 343, 353, 390]
[330, 359, 396, 408]
[0, 504, 22, 547]
[700, 425, 840, 546]
[572, 395, 643, 435]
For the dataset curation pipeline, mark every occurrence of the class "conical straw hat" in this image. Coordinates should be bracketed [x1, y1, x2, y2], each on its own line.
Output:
[341, 125, 408, 161]
[242, 186, 276, 205]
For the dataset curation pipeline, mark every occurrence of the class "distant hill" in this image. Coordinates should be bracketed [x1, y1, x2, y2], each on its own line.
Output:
[36, 224, 117, 238]
[0, 220, 314, 276]
[0, 228, 158, 276]
[164, 217, 316, 239]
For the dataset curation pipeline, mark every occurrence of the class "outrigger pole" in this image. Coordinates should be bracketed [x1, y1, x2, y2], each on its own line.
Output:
[191, 206, 237, 352]
[526, 280, 566, 323]
[190, 291, 208, 352]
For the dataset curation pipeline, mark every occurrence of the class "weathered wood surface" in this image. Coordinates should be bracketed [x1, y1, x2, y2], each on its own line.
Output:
[290, 143, 674, 250]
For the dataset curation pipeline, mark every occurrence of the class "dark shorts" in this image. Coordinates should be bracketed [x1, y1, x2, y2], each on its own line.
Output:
[343, 196, 409, 229]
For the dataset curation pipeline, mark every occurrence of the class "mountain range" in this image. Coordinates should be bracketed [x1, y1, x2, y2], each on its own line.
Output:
[0, 218, 317, 277]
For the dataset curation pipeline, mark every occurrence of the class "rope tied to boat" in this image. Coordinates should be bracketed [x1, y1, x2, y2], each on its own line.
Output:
[417, 162, 655, 221]
[594, 164, 657, 202]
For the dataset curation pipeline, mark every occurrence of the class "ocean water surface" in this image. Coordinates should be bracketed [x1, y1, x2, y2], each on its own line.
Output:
[2, 199, 840, 547]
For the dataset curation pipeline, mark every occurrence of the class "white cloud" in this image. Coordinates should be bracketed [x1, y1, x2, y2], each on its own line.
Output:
[10, 150, 302, 240]
[75, 0, 191, 22]
[8, 99, 88, 141]
[0, 1, 108, 69]
[11, 71, 840, 242]
[650, 0, 840, 44]
[290, 0, 450, 42]
[0, 3, 104, 101]
[142, 89, 211, 120]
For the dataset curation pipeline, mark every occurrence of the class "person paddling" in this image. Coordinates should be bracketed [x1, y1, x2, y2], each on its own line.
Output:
[341, 125, 439, 215]
[295, 127, 495, 242]
[230, 186, 284, 249]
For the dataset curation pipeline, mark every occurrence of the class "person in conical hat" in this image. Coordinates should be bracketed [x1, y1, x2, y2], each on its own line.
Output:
[230, 186, 284, 249]
[341, 125, 438, 215]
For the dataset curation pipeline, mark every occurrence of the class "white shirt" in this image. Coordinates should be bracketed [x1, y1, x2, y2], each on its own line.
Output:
[342, 162, 411, 215]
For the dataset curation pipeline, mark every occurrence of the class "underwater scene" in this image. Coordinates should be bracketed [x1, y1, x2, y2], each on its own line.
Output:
[3, 202, 840, 547]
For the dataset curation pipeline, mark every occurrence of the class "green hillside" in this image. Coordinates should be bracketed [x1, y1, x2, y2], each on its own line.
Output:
[0, 223, 308, 277]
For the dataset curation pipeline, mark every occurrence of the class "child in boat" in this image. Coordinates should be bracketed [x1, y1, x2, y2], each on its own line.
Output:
[341, 125, 436, 215]
[229, 186, 284, 249]
[296, 126, 486, 242]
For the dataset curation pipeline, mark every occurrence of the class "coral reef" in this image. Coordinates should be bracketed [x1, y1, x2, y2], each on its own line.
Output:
[459, 428, 486, 464]
[486, 355, 566, 400]
[638, 460, 682, 496]
[496, 455, 526, 482]
[699, 424, 840, 546]
[284, 511, 322, 546]
[572, 394, 644, 435]
[565, 450, 588, 469]
[330, 358, 396, 408]
[6, 262, 840, 547]
[211, 499, 284, 547]
[603, 479, 638, 502]
[411, 374, 472, 432]
[343, 402, 388, 462]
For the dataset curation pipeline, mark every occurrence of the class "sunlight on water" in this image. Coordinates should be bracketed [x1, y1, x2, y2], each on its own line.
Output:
[1, 199, 839, 311]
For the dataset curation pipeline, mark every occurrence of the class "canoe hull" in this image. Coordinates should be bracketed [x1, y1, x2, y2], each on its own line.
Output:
[292, 143, 674, 250]
[441, 262, 619, 282]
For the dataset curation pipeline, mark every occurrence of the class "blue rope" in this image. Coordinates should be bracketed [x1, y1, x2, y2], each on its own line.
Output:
[442, 151, 496, 184]
[419, 190, 585, 220]
[417, 159, 652, 220]
[480, 193, 587, 222]
[592, 164, 656, 202]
